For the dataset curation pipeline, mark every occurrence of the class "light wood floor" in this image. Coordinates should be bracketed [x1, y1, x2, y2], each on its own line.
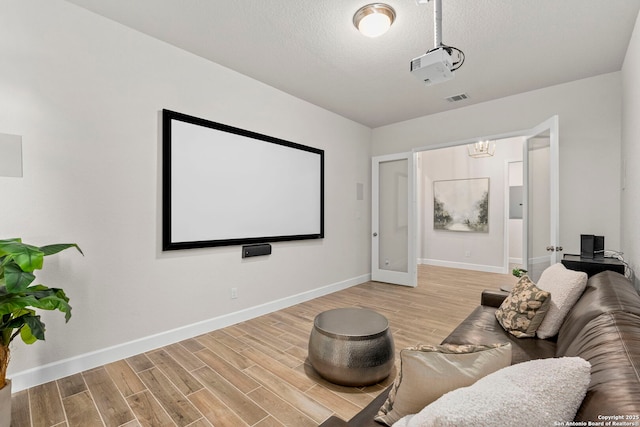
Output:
[10, 265, 516, 427]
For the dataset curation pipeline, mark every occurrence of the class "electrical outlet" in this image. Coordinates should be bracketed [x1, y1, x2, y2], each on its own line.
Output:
[464, 251, 471, 257]
[231, 287, 238, 299]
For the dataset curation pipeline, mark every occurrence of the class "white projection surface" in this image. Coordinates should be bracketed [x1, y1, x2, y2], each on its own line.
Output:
[163, 110, 324, 250]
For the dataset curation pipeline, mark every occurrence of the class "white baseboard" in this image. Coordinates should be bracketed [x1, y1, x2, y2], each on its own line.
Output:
[419, 258, 506, 274]
[10, 273, 370, 392]
[509, 257, 523, 265]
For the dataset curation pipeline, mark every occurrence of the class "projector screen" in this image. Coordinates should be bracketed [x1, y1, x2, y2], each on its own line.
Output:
[162, 110, 324, 251]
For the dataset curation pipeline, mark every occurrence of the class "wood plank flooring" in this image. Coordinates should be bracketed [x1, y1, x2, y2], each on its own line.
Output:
[10, 265, 516, 427]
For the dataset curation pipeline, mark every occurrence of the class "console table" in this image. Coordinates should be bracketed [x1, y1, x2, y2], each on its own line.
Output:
[561, 254, 625, 277]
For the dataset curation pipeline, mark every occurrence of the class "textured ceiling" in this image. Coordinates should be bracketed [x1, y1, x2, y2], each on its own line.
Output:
[65, 0, 640, 128]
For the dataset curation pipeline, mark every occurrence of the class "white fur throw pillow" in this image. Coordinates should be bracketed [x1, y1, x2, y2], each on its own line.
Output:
[535, 263, 587, 339]
[392, 357, 591, 427]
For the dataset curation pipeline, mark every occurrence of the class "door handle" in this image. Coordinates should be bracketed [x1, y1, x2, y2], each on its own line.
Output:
[373, 232, 378, 237]
[546, 246, 555, 252]
[556, 246, 563, 252]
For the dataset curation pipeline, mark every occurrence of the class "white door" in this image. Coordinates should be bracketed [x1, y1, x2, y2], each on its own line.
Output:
[371, 153, 417, 287]
[523, 116, 560, 282]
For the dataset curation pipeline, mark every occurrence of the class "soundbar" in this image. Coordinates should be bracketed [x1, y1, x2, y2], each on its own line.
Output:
[242, 243, 272, 258]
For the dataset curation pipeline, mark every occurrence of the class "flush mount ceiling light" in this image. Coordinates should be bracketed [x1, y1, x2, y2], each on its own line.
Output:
[467, 140, 496, 158]
[353, 3, 396, 38]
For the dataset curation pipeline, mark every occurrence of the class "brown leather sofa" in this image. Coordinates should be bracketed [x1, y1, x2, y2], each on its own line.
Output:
[320, 270, 640, 426]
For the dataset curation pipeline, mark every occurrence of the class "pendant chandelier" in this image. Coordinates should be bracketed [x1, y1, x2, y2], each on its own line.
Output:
[467, 140, 496, 158]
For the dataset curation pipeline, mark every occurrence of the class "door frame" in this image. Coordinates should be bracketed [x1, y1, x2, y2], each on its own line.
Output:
[404, 116, 559, 276]
[371, 152, 417, 287]
[523, 116, 560, 277]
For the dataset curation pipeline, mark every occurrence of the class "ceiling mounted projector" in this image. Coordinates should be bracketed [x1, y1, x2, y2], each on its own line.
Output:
[410, 47, 454, 86]
[411, 0, 464, 86]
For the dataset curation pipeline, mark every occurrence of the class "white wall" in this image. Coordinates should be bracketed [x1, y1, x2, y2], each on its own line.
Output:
[418, 138, 522, 272]
[373, 72, 622, 258]
[0, 0, 371, 390]
[621, 10, 640, 289]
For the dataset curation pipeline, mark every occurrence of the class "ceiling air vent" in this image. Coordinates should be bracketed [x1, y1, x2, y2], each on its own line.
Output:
[445, 93, 469, 102]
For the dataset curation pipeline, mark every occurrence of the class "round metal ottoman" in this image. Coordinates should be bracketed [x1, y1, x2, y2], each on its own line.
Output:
[308, 307, 395, 386]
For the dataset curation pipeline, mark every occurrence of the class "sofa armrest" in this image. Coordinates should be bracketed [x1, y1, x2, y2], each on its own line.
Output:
[320, 386, 392, 427]
[481, 289, 509, 307]
[319, 416, 350, 427]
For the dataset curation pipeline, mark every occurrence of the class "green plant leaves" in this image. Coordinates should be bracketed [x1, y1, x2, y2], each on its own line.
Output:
[0, 288, 70, 320]
[3, 262, 36, 293]
[20, 323, 37, 344]
[22, 315, 45, 343]
[0, 240, 43, 272]
[40, 243, 83, 257]
[0, 309, 39, 345]
[0, 239, 81, 348]
[0, 294, 40, 316]
[30, 289, 72, 322]
[0, 241, 82, 276]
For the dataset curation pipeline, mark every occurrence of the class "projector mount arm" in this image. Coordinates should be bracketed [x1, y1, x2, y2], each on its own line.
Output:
[416, 0, 465, 71]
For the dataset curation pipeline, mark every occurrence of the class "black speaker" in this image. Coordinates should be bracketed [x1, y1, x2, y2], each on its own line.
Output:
[242, 243, 272, 258]
[594, 236, 605, 258]
[581, 234, 594, 259]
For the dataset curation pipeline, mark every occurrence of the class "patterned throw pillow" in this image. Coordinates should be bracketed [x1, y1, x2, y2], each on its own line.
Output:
[495, 275, 551, 338]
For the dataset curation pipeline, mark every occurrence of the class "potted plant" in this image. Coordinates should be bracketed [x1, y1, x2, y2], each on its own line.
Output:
[512, 267, 528, 278]
[0, 238, 82, 426]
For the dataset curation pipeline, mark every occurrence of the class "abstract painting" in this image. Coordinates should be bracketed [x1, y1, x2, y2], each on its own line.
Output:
[433, 178, 489, 232]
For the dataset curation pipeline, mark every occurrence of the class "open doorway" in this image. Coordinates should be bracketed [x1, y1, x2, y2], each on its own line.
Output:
[371, 116, 558, 286]
[416, 136, 525, 274]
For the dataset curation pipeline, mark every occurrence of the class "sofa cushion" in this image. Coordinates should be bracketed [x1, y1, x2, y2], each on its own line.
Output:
[563, 311, 640, 421]
[557, 270, 640, 356]
[374, 343, 511, 426]
[442, 305, 556, 364]
[536, 263, 588, 339]
[392, 357, 591, 427]
[495, 275, 550, 338]
[323, 271, 640, 427]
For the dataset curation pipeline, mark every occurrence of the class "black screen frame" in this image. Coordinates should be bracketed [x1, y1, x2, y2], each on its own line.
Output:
[162, 109, 325, 251]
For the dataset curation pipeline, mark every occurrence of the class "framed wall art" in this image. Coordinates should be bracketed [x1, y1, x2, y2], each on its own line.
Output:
[433, 178, 489, 232]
